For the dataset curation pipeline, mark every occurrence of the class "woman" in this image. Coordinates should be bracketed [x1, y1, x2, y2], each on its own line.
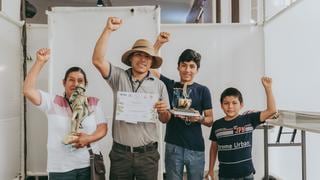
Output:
[23, 48, 108, 180]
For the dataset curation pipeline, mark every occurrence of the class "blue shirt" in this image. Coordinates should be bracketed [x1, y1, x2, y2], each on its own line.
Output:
[160, 75, 212, 151]
[209, 112, 262, 178]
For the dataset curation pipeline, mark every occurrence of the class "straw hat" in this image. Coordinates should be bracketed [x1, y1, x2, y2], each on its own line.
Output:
[121, 39, 163, 69]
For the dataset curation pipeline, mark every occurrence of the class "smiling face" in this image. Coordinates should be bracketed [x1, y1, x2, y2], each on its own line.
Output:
[63, 71, 86, 99]
[221, 96, 244, 120]
[178, 60, 198, 83]
[130, 51, 153, 75]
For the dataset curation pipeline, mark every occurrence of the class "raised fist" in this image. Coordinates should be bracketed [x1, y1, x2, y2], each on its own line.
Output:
[157, 32, 170, 44]
[36, 48, 50, 63]
[261, 76, 272, 88]
[106, 17, 122, 31]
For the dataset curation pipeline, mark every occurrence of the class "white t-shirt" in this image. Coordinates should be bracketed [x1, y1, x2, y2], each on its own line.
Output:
[36, 90, 107, 172]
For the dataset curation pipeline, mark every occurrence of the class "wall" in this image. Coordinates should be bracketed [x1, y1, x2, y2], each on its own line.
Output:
[265, 0, 320, 179]
[26, 24, 49, 176]
[0, 12, 22, 180]
[1, 0, 20, 21]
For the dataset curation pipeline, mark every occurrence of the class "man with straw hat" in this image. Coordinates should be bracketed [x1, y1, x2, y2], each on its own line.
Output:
[92, 17, 171, 180]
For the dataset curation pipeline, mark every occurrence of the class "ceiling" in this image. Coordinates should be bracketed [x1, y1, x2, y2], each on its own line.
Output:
[26, 0, 212, 24]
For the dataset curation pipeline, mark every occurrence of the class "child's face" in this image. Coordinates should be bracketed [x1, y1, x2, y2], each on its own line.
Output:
[221, 96, 243, 119]
[178, 61, 198, 83]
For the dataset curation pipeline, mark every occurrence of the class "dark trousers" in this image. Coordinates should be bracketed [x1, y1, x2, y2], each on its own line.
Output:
[49, 167, 90, 180]
[109, 142, 160, 180]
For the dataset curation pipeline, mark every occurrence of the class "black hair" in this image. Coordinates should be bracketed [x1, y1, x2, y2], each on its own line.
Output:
[178, 49, 201, 69]
[220, 87, 243, 104]
[63, 66, 88, 86]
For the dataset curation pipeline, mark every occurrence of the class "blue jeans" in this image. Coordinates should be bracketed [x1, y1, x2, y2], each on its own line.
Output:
[219, 174, 254, 180]
[49, 167, 90, 180]
[165, 143, 205, 180]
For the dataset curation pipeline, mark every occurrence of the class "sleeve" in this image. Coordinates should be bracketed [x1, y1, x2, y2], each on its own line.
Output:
[202, 86, 213, 110]
[160, 82, 170, 108]
[160, 74, 175, 108]
[93, 99, 107, 125]
[160, 74, 175, 89]
[209, 123, 217, 141]
[246, 112, 262, 128]
[36, 90, 53, 113]
[104, 63, 122, 90]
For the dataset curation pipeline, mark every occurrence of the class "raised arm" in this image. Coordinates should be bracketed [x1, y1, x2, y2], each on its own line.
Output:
[150, 32, 171, 78]
[260, 77, 277, 121]
[23, 48, 50, 105]
[153, 32, 170, 55]
[92, 17, 122, 78]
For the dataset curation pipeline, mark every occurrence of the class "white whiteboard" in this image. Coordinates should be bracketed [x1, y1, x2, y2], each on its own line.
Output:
[265, 0, 320, 112]
[26, 24, 49, 175]
[47, 6, 160, 179]
[0, 17, 22, 180]
[265, 0, 320, 179]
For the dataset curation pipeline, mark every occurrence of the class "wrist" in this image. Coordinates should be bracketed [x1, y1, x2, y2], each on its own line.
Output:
[199, 115, 205, 123]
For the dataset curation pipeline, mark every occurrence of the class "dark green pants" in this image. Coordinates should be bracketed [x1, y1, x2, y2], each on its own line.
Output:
[109, 142, 160, 180]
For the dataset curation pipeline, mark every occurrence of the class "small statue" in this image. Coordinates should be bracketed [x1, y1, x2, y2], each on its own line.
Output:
[63, 84, 90, 144]
[177, 83, 192, 109]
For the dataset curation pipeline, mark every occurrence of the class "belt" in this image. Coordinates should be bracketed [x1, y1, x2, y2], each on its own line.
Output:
[113, 142, 158, 153]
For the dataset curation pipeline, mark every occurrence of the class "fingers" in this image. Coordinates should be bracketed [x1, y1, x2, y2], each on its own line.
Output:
[154, 100, 168, 113]
[70, 133, 89, 148]
[160, 32, 170, 39]
[36, 48, 51, 62]
[106, 17, 122, 31]
[158, 32, 170, 43]
[262, 76, 272, 82]
[110, 17, 122, 25]
[261, 76, 273, 87]
[37, 48, 50, 56]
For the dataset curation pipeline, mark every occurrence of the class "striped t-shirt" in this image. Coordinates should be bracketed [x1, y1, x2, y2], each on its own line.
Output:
[209, 112, 262, 178]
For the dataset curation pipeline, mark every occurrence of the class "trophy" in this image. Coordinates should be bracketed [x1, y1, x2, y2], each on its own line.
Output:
[170, 83, 199, 117]
[63, 84, 90, 144]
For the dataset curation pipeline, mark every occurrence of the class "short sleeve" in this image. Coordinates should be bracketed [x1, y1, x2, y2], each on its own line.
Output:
[202, 86, 213, 110]
[209, 122, 218, 141]
[36, 90, 53, 113]
[94, 100, 107, 125]
[104, 63, 123, 90]
[246, 112, 262, 129]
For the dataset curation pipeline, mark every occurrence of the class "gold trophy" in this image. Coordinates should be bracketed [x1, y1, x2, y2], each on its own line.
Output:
[63, 84, 90, 144]
[170, 83, 199, 117]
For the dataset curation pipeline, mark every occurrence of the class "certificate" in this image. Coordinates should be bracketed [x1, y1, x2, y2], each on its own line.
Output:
[115, 91, 159, 123]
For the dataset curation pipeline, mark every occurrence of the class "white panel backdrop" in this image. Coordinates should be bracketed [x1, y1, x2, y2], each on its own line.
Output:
[161, 24, 265, 179]
[0, 17, 22, 180]
[26, 24, 49, 176]
[46, 6, 160, 179]
[265, 0, 320, 179]
[26, 22, 266, 179]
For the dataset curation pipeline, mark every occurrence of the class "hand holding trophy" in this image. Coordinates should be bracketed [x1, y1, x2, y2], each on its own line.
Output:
[63, 84, 90, 144]
[170, 83, 200, 119]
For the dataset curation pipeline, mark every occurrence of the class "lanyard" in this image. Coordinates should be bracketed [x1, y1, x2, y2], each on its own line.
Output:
[126, 70, 150, 93]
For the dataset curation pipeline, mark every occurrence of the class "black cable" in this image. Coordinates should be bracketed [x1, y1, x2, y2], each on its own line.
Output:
[20, 0, 27, 178]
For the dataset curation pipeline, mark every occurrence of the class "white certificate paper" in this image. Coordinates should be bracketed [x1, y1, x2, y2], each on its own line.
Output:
[116, 91, 159, 123]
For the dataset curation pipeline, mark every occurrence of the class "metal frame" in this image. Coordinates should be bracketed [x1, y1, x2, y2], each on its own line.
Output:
[263, 125, 306, 180]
